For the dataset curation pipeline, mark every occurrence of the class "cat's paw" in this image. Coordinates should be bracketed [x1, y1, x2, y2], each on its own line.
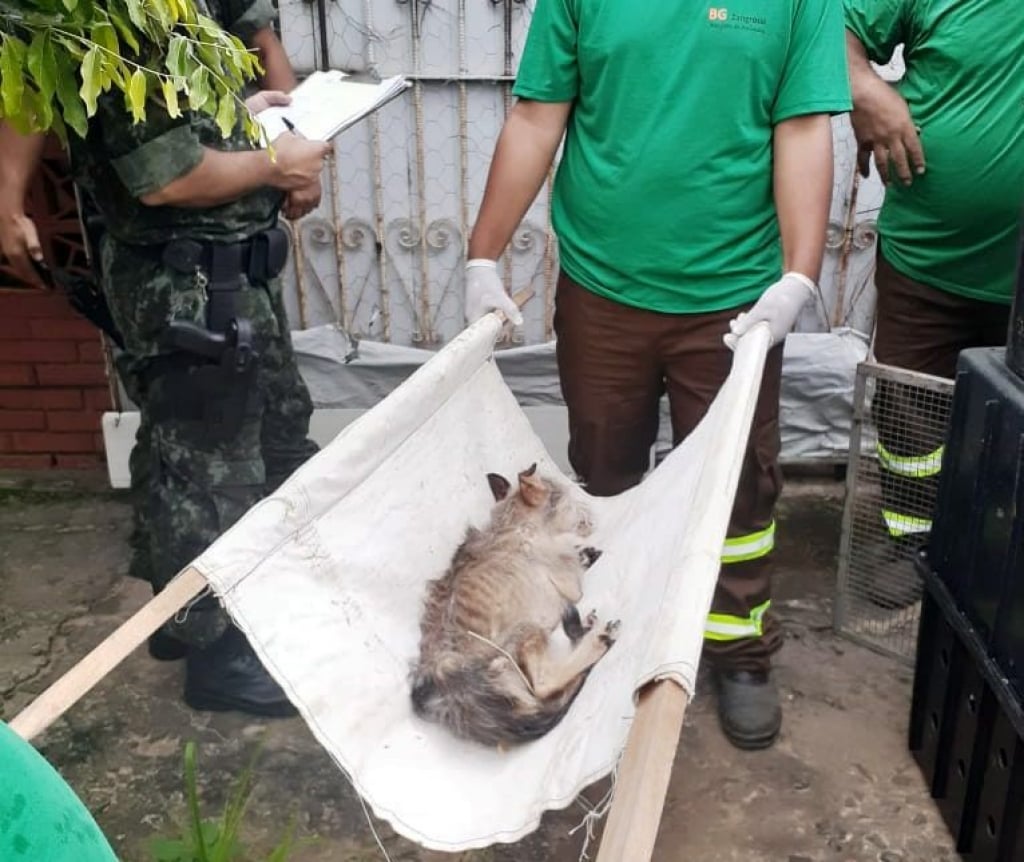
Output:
[584, 609, 599, 629]
[599, 620, 621, 647]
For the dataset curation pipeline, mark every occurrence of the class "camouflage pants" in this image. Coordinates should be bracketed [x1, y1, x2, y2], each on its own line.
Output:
[103, 237, 319, 647]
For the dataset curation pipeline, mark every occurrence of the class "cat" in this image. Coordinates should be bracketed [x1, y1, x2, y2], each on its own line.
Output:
[410, 463, 619, 747]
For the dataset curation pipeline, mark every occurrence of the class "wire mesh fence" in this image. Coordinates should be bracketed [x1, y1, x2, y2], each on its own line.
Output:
[834, 361, 955, 662]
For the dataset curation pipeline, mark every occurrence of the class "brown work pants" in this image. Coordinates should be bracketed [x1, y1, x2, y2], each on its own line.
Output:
[553, 272, 785, 672]
[872, 249, 1011, 536]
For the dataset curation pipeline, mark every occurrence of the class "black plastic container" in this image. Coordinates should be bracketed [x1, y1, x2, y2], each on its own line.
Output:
[929, 347, 1024, 696]
[910, 559, 1024, 859]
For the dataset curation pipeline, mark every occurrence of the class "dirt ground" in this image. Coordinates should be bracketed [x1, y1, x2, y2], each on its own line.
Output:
[0, 471, 958, 862]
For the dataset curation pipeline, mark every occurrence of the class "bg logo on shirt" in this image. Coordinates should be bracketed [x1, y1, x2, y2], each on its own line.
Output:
[707, 6, 767, 33]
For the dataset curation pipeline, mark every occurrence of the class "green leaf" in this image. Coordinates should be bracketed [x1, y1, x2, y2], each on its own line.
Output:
[18, 86, 48, 133]
[0, 36, 28, 117]
[165, 34, 187, 78]
[62, 0, 78, 11]
[186, 65, 210, 112]
[26, 32, 58, 107]
[183, 742, 210, 862]
[79, 45, 102, 115]
[109, 9, 141, 54]
[161, 78, 181, 118]
[214, 94, 236, 138]
[149, 0, 172, 29]
[265, 816, 299, 862]
[147, 836, 192, 862]
[122, 0, 147, 31]
[54, 49, 88, 137]
[127, 68, 147, 122]
[90, 21, 119, 56]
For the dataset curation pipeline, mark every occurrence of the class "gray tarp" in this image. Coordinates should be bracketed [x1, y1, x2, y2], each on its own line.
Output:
[291, 325, 871, 464]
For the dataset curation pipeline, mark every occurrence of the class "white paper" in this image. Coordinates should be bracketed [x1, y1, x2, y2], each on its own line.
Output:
[193, 315, 772, 852]
[257, 70, 410, 142]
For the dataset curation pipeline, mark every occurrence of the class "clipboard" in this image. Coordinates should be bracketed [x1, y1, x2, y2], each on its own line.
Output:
[257, 70, 412, 142]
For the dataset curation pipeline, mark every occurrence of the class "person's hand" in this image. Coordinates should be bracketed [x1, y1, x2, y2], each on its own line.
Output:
[850, 76, 925, 186]
[281, 179, 322, 220]
[0, 209, 46, 287]
[245, 89, 291, 114]
[465, 259, 523, 325]
[724, 272, 816, 349]
[269, 133, 331, 192]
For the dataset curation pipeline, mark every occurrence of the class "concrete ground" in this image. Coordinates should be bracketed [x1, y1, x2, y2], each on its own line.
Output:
[0, 472, 958, 862]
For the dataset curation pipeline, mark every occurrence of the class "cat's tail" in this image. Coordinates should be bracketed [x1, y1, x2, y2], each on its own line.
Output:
[410, 661, 586, 747]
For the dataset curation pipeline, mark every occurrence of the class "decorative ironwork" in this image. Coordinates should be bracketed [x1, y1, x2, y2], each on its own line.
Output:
[0, 136, 89, 290]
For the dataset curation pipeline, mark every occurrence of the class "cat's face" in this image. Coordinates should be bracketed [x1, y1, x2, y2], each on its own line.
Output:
[486, 465, 591, 536]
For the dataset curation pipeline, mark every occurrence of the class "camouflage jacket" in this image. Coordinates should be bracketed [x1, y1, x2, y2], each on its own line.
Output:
[67, 0, 284, 245]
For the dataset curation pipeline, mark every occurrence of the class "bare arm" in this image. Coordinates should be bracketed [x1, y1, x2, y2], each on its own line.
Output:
[467, 99, 572, 260]
[845, 29, 924, 185]
[0, 123, 48, 285]
[140, 133, 331, 208]
[250, 26, 297, 92]
[773, 113, 834, 283]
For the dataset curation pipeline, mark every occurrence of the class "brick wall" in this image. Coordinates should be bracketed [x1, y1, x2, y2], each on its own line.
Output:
[0, 135, 112, 471]
[0, 289, 111, 470]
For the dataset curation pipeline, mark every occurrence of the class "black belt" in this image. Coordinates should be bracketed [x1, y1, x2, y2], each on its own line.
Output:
[119, 227, 289, 287]
[125, 227, 290, 332]
[158, 227, 290, 286]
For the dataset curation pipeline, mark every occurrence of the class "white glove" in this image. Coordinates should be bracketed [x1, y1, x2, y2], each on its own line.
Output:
[724, 272, 817, 349]
[465, 259, 523, 326]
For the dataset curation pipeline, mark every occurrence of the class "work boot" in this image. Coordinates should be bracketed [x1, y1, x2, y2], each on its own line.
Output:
[183, 627, 297, 718]
[147, 629, 188, 661]
[714, 669, 782, 750]
[859, 534, 925, 610]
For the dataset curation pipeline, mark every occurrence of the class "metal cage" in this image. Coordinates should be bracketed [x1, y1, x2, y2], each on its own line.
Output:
[834, 361, 955, 662]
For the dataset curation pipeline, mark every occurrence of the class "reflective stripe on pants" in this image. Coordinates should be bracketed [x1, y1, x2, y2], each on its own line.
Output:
[882, 508, 932, 537]
[705, 599, 771, 642]
[721, 520, 775, 565]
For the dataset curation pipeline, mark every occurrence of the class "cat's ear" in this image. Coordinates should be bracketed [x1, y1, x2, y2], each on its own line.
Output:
[487, 473, 511, 501]
[518, 464, 547, 508]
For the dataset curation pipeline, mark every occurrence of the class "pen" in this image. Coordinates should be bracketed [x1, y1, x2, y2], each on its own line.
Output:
[282, 117, 302, 137]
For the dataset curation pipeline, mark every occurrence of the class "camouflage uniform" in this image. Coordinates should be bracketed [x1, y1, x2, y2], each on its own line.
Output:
[67, 0, 318, 648]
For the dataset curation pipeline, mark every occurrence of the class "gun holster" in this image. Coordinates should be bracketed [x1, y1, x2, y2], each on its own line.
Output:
[146, 318, 260, 442]
[141, 228, 290, 440]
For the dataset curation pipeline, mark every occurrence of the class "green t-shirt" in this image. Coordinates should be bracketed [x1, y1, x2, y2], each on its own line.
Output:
[844, 0, 1024, 304]
[512, 0, 852, 314]
[0, 722, 118, 861]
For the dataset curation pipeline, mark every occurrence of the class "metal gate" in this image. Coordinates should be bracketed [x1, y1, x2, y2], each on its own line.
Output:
[274, 0, 891, 348]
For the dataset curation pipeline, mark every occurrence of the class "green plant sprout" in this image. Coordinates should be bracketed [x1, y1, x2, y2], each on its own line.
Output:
[146, 740, 300, 862]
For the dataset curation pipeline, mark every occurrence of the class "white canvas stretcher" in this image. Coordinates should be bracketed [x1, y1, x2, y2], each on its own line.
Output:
[11, 308, 772, 860]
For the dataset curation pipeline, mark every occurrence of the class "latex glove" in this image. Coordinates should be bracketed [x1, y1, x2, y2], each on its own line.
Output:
[725, 272, 816, 349]
[465, 259, 523, 326]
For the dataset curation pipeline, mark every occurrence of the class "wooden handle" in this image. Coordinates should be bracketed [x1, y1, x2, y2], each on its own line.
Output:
[491, 287, 535, 326]
[596, 679, 689, 862]
[511, 287, 534, 310]
[9, 566, 209, 741]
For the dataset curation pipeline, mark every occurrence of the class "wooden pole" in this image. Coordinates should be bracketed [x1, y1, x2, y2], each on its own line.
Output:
[9, 287, 534, 747]
[595, 679, 689, 862]
[10, 566, 209, 742]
